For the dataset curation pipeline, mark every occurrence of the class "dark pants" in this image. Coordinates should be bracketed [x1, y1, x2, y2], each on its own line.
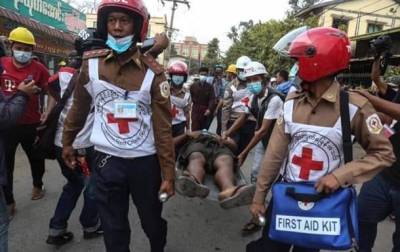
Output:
[95, 153, 167, 252]
[228, 120, 256, 155]
[191, 105, 212, 131]
[3, 124, 45, 204]
[358, 172, 400, 252]
[49, 147, 99, 236]
[247, 200, 319, 252]
[216, 107, 222, 136]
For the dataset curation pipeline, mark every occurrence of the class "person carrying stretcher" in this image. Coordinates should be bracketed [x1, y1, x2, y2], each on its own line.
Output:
[174, 131, 255, 209]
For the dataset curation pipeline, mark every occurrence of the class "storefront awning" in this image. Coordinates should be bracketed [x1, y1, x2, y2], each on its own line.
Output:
[0, 7, 75, 43]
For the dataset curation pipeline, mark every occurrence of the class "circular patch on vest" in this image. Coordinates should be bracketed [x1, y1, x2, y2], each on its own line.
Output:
[366, 113, 383, 135]
[287, 131, 342, 182]
[96, 89, 151, 150]
[160, 81, 170, 98]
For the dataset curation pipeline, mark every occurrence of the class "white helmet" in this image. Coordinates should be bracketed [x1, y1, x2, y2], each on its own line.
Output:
[236, 56, 251, 69]
[244, 61, 268, 78]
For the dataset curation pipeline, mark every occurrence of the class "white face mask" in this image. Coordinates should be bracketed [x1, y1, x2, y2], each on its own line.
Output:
[199, 75, 207, 83]
[13, 50, 32, 64]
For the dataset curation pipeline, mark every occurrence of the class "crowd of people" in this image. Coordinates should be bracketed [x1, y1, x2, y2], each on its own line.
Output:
[0, 0, 399, 251]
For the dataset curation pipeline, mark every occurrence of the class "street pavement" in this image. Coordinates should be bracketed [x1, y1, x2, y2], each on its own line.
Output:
[8, 143, 395, 252]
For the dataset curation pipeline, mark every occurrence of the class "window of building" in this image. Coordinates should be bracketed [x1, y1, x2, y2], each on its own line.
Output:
[332, 18, 349, 33]
[367, 23, 383, 33]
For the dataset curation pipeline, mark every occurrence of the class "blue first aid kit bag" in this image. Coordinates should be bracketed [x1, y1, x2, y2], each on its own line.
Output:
[268, 182, 358, 250]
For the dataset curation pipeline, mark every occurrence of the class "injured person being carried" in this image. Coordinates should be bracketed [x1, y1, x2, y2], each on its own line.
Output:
[174, 130, 255, 209]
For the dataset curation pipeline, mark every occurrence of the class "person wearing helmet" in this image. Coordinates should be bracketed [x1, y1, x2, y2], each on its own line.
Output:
[61, 1, 173, 251]
[1, 27, 54, 214]
[222, 56, 256, 155]
[45, 29, 106, 246]
[247, 27, 395, 251]
[168, 60, 191, 137]
[225, 64, 237, 82]
[190, 66, 216, 131]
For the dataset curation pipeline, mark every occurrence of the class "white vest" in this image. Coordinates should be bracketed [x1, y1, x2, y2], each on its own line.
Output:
[85, 58, 156, 158]
[54, 70, 94, 149]
[281, 99, 358, 182]
[171, 91, 190, 125]
[231, 85, 252, 113]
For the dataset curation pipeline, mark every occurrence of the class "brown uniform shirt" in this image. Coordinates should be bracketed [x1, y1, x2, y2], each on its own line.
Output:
[253, 82, 396, 204]
[62, 48, 175, 181]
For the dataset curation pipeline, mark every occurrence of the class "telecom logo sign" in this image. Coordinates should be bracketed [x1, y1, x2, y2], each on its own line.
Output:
[298, 201, 315, 211]
[275, 215, 341, 236]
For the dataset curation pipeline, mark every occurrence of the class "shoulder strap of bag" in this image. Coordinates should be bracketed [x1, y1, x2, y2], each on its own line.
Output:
[340, 89, 353, 164]
[59, 71, 78, 107]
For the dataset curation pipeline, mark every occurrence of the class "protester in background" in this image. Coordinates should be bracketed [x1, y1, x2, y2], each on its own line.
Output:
[0, 78, 40, 251]
[275, 69, 292, 95]
[0, 27, 55, 217]
[212, 65, 225, 135]
[190, 66, 216, 131]
[225, 64, 237, 83]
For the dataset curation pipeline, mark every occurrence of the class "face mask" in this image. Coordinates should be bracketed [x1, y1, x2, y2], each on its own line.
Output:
[199, 75, 207, 83]
[171, 75, 185, 86]
[238, 71, 246, 81]
[13, 50, 32, 64]
[106, 34, 134, 54]
[247, 81, 263, 94]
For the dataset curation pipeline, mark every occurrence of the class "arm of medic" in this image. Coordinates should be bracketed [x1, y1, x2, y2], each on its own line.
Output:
[62, 63, 92, 169]
[250, 120, 290, 218]
[330, 100, 395, 187]
[237, 118, 275, 167]
[222, 113, 247, 139]
[221, 85, 233, 133]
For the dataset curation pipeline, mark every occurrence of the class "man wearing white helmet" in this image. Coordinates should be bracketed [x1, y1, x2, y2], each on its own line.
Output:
[221, 56, 256, 154]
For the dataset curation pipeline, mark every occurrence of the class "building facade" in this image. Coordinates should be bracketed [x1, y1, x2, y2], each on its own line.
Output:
[0, 0, 86, 73]
[173, 36, 208, 62]
[296, 0, 400, 37]
[86, 13, 97, 29]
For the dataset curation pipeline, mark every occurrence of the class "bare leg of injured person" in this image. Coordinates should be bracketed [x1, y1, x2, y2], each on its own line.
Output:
[177, 152, 255, 209]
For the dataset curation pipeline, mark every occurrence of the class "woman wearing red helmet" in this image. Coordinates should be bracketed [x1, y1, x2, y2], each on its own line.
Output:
[61, 0, 174, 251]
[247, 27, 395, 251]
[168, 60, 190, 137]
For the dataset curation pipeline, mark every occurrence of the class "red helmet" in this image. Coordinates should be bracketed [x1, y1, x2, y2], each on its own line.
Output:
[168, 61, 188, 76]
[288, 27, 351, 82]
[97, 0, 149, 42]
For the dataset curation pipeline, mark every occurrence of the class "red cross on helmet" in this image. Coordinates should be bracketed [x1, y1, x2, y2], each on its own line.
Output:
[168, 61, 188, 76]
[97, 0, 149, 42]
[288, 27, 351, 82]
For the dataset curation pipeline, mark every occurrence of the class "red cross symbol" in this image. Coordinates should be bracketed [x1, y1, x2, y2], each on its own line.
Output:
[292, 147, 324, 180]
[241, 96, 250, 107]
[171, 105, 178, 118]
[107, 113, 136, 134]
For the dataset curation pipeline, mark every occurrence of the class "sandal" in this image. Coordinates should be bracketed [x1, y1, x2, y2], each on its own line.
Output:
[241, 219, 262, 236]
[175, 173, 210, 198]
[219, 184, 256, 209]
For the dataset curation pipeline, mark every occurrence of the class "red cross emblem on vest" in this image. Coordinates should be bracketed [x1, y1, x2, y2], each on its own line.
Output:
[107, 113, 136, 134]
[241, 96, 250, 107]
[292, 147, 324, 180]
[171, 105, 178, 118]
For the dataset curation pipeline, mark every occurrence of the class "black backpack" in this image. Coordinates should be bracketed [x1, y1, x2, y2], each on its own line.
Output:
[249, 87, 285, 148]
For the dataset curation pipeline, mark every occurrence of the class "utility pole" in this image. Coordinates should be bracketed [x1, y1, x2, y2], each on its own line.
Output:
[160, 0, 190, 65]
